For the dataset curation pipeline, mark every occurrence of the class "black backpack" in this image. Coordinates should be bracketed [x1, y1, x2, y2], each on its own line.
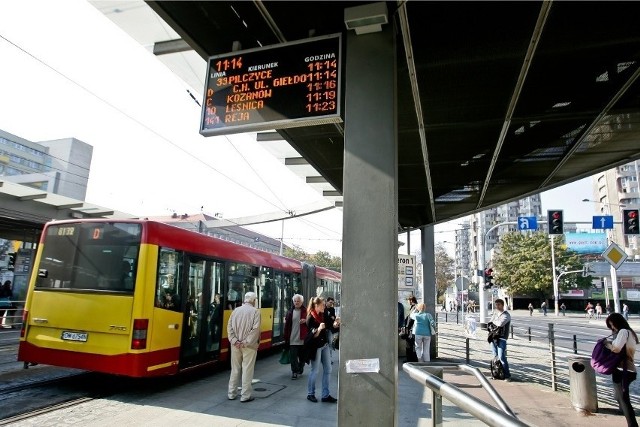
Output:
[490, 357, 505, 380]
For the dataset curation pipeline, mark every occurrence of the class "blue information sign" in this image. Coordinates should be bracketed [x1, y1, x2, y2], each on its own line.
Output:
[592, 215, 613, 229]
[518, 216, 537, 230]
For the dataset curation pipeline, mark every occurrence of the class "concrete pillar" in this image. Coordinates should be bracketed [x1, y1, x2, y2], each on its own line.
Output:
[421, 226, 436, 358]
[338, 24, 397, 426]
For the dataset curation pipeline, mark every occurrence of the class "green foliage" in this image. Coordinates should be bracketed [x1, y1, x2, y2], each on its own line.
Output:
[434, 243, 454, 298]
[492, 232, 592, 299]
[283, 246, 342, 272]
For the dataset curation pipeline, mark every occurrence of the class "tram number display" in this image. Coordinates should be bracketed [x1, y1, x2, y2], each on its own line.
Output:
[61, 331, 88, 342]
[200, 34, 342, 136]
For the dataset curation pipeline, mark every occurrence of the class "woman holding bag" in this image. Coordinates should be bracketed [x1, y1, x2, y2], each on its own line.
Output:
[605, 313, 639, 427]
[306, 297, 339, 403]
[410, 303, 436, 362]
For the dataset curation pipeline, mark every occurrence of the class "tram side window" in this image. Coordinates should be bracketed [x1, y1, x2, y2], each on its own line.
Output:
[260, 267, 274, 308]
[35, 223, 141, 292]
[227, 262, 258, 309]
[156, 248, 183, 312]
[289, 273, 301, 310]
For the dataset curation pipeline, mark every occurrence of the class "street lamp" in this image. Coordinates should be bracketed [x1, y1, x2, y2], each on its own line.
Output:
[582, 198, 626, 313]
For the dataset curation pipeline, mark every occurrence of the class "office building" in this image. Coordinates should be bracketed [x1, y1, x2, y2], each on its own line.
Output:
[0, 129, 92, 200]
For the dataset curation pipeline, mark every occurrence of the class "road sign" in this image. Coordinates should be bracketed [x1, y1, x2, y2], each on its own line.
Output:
[518, 216, 537, 230]
[592, 215, 613, 229]
[602, 242, 628, 270]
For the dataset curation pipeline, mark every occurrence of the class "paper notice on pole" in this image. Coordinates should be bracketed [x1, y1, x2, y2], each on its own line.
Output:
[345, 358, 380, 374]
[464, 315, 478, 339]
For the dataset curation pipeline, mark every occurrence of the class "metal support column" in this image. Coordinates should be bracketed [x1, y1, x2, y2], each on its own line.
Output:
[339, 22, 398, 426]
[422, 226, 436, 358]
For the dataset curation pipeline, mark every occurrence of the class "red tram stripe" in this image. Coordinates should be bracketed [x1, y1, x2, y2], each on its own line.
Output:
[18, 342, 181, 377]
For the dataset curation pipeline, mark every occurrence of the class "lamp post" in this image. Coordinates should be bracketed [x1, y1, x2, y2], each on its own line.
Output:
[582, 199, 626, 313]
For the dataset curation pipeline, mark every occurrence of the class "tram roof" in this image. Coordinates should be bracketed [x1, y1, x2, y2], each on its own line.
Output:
[100, 2, 640, 230]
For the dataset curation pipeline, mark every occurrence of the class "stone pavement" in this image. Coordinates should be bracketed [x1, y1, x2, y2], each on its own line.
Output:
[0, 313, 637, 426]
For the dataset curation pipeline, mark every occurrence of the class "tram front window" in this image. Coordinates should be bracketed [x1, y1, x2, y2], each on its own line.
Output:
[35, 223, 141, 292]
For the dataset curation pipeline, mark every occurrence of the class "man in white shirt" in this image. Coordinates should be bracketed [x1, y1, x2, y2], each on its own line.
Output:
[488, 299, 511, 381]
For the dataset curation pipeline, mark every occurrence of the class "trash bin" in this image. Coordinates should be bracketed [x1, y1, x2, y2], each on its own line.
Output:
[568, 356, 598, 413]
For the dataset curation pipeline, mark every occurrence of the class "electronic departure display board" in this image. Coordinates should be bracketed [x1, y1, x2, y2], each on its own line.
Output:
[200, 34, 342, 136]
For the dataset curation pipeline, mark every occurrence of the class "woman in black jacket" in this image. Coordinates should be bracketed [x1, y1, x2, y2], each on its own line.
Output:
[403, 296, 418, 362]
[305, 296, 339, 403]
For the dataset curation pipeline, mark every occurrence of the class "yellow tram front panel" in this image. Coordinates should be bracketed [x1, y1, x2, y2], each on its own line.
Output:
[25, 291, 134, 354]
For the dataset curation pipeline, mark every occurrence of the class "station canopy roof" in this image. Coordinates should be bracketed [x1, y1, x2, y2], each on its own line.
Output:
[97, 1, 640, 230]
[0, 180, 133, 241]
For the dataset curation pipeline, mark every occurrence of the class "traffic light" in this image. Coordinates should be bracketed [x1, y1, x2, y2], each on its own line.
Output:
[483, 268, 493, 290]
[623, 209, 640, 235]
[7, 252, 15, 270]
[547, 210, 564, 235]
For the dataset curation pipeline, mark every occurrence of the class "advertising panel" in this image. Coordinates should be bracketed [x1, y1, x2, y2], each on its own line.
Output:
[565, 232, 607, 254]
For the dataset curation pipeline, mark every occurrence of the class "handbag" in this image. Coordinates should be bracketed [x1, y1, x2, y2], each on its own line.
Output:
[332, 332, 340, 350]
[399, 326, 409, 340]
[279, 348, 291, 365]
[304, 328, 327, 350]
[427, 313, 437, 335]
[591, 335, 626, 375]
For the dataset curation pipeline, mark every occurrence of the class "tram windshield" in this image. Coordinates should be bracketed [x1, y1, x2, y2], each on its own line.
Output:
[35, 222, 141, 292]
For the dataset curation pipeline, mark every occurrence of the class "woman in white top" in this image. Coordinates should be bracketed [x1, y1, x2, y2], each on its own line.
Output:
[605, 313, 639, 427]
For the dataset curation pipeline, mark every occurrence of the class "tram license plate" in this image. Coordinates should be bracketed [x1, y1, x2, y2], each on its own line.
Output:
[61, 331, 88, 342]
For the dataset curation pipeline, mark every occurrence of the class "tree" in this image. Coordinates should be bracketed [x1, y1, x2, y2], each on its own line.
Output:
[434, 243, 454, 300]
[283, 246, 342, 272]
[309, 251, 342, 272]
[492, 232, 591, 300]
[284, 246, 309, 262]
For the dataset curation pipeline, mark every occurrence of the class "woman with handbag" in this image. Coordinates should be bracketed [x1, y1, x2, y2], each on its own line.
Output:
[410, 303, 436, 362]
[305, 297, 339, 403]
[605, 313, 639, 427]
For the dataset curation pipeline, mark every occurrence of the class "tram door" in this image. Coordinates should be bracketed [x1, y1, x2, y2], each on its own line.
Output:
[272, 271, 294, 344]
[180, 257, 223, 366]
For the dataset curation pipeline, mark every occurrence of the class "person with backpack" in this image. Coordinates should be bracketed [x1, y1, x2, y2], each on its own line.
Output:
[604, 313, 639, 427]
[487, 298, 511, 381]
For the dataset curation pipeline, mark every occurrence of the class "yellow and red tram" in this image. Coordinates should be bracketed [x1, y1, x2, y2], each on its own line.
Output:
[17, 219, 340, 377]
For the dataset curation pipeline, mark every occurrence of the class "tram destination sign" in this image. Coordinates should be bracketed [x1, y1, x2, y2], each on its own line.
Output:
[200, 34, 342, 136]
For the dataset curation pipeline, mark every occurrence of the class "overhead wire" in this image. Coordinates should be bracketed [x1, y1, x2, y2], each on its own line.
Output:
[0, 31, 343, 246]
[0, 32, 288, 215]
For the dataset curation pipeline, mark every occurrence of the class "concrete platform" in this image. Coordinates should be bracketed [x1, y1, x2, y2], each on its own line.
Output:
[0, 344, 635, 426]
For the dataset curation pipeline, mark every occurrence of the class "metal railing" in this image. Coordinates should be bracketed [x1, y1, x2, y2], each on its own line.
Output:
[403, 362, 527, 427]
[0, 300, 23, 347]
[434, 312, 640, 407]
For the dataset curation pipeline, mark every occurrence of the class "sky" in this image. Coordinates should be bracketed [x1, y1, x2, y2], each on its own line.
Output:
[0, 0, 343, 255]
[0, 1, 603, 259]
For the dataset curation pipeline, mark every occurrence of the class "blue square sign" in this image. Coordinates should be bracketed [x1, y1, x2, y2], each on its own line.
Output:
[592, 216, 613, 229]
[518, 216, 537, 230]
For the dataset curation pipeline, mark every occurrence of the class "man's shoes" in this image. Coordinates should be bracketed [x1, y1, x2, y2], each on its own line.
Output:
[228, 396, 237, 400]
[321, 395, 338, 403]
[307, 395, 318, 403]
[297, 368, 304, 375]
[240, 397, 255, 403]
[504, 377, 512, 382]
[292, 373, 298, 380]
